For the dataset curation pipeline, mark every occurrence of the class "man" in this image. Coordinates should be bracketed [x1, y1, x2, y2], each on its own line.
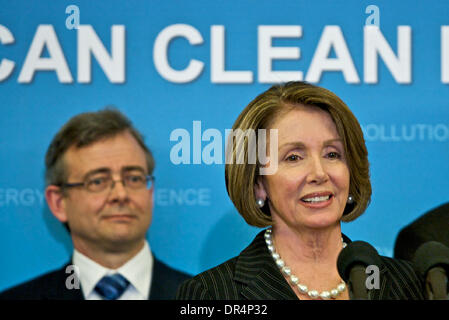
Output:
[0, 108, 190, 300]
[394, 202, 449, 261]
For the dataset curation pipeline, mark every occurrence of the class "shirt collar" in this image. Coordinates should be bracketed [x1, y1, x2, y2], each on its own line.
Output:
[117, 241, 153, 299]
[73, 241, 153, 299]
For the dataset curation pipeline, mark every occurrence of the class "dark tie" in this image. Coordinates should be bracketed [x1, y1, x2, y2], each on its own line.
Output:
[94, 274, 130, 300]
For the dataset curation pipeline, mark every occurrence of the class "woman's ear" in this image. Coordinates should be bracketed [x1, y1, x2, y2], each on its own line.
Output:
[254, 176, 268, 201]
[45, 185, 68, 223]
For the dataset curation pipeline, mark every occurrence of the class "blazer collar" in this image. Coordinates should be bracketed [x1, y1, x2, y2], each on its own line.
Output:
[233, 230, 298, 299]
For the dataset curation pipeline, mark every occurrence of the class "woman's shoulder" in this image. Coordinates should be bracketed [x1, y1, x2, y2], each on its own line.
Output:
[176, 256, 241, 300]
[176, 230, 271, 300]
[375, 256, 424, 300]
[380, 255, 414, 272]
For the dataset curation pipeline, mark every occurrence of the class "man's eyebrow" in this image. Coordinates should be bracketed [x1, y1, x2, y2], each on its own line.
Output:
[82, 166, 146, 179]
[83, 168, 111, 179]
[122, 166, 146, 173]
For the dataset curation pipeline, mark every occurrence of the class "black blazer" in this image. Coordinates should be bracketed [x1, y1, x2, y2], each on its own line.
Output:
[0, 257, 190, 300]
[177, 230, 424, 300]
[394, 202, 449, 261]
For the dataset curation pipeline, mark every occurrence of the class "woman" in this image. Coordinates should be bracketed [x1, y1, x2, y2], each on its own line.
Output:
[177, 81, 423, 300]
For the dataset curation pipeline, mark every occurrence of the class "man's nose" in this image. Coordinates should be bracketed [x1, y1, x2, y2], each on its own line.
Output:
[108, 179, 129, 202]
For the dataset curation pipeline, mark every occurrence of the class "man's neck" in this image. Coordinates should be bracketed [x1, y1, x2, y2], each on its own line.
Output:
[72, 239, 146, 270]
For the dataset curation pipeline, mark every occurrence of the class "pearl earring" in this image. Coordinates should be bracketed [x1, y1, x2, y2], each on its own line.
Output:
[256, 198, 265, 208]
[347, 195, 354, 204]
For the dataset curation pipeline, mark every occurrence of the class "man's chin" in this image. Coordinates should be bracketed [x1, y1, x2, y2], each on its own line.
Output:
[101, 236, 143, 252]
[101, 228, 144, 246]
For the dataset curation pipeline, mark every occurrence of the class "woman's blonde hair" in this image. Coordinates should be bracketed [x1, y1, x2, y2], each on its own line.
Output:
[225, 81, 371, 227]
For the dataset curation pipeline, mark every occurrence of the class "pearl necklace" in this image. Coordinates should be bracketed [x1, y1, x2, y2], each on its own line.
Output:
[264, 228, 347, 300]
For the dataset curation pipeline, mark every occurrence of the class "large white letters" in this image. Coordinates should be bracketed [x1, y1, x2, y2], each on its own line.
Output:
[364, 26, 411, 84]
[211, 25, 253, 83]
[77, 25, 125, 83]
[153, 24, 204, 83]
[7, 23, 449, 85]
[12, 24, 125, 83]
[258, 25, 302, 83]
[306, 26, 360, 83]
[0, 25, 15, 81]
[442, 26, 449, 84]
[18, 25, 73, 83]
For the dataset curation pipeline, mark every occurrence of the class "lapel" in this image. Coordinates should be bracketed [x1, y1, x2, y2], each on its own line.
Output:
[149, 257, 186, 300]
[149, 257, 164, 300]
[233, 230, 298, 300]
[46, 262, 84, 300]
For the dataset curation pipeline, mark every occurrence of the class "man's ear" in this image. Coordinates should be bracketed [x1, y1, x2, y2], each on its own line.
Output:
[45, 185, 68, 223]
[254, 176, 268, 201]
[148, 184, 154, 210]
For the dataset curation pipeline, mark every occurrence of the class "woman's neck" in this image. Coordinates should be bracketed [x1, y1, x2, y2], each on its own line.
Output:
[270, 222, 349, 299]
[272, 222, 343, 264]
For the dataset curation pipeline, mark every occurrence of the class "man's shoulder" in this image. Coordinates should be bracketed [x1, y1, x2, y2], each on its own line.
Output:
[0, 264, 77, 300]
[153, 257, 192, 282]
[150, 257, 192, 300]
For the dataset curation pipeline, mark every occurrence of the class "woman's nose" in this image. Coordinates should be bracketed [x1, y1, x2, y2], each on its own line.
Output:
[306, 157, 328, 184]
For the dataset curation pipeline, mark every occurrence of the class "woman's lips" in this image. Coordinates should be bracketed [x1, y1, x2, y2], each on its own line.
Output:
[300, 192, 334, 209]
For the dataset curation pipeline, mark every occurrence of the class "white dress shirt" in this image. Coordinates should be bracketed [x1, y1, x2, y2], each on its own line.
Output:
[72, 241, 153, 300]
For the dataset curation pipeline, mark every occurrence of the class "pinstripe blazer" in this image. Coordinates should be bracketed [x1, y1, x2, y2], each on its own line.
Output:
[176, 230, 424, 300]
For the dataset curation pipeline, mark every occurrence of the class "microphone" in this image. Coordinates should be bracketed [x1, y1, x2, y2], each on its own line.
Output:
[412, 241, 449, 300]
[337, 241, 382, 300]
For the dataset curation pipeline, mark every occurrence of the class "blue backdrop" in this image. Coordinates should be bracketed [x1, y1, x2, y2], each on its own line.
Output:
[1, 0, 448, 292]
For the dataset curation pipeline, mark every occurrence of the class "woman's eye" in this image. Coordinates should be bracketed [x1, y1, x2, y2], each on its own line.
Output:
[286, 154, 301, 161]
[327, 152, 341, 159]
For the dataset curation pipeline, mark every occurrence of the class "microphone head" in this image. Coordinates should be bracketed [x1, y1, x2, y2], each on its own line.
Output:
[412, 241, 449, 278]
[337, 241, 382, 282]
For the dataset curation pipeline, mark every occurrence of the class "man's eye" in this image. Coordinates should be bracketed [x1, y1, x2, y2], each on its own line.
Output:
[88, 177, 108, 186]
[126, 175, 144, 183]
